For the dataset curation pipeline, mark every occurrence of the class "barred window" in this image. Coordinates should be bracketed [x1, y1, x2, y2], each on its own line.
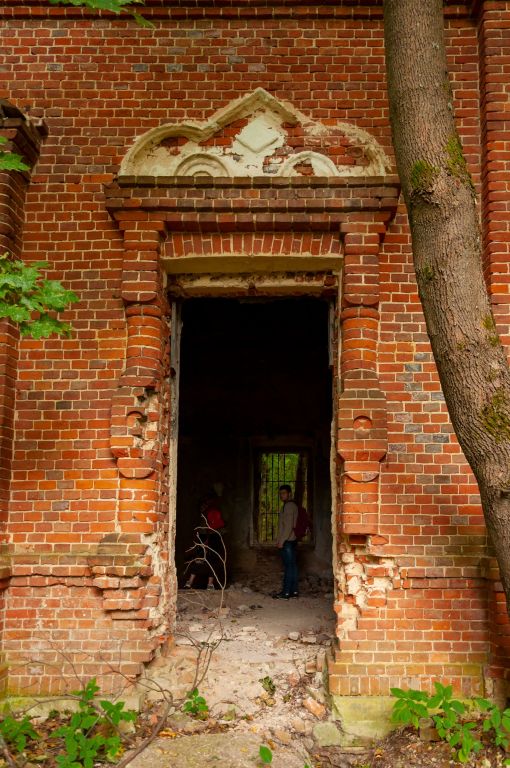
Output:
[255, 450, 309, 543]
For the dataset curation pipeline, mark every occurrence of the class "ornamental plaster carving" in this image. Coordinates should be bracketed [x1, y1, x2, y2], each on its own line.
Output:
[277, 150, 341, 177]
[174, 153, 231, 178]
[120, 88, 391, 178]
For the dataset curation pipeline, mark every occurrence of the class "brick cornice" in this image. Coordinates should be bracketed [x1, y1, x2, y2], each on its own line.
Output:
[0, 0, 471, 21]
[105, 176, 400, 232]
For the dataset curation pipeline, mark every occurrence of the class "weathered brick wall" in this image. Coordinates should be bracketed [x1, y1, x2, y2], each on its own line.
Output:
[0, 0, 508, 699]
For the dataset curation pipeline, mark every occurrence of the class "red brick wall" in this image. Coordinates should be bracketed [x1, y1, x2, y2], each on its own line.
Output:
[0, 0, 507, 698]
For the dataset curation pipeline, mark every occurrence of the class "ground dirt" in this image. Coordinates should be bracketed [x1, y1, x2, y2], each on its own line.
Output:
[126, 584, 510, 768]
[14, 584, 508, 768]
[12, 584, 507, 768]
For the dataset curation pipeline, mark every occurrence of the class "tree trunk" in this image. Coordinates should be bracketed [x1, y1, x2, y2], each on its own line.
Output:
[383, 0, 510, 611]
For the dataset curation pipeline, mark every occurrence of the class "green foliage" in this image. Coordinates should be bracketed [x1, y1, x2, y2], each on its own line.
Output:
[0, 679, 136, 768]
[391, 686, 430, 728]
[48, 0, 152, 27]
[0, 714, 38, 753]
[391, 682, 510, 764]
[258, 450, 308, 543]
[259, 676, 276, 695]
[476, 696, 510, 754]
[0, 137, 29, 172]
[182, 688, 209, 719]
[0, 253, 78, 338]
[53, 678, 136, 768]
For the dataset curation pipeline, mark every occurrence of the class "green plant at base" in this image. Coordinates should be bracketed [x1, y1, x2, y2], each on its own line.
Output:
[52, 678, 137, 768]
[476, 696, 510, 761]
[0, 253, 78, 338]
[259, 676, 276, 695]
[391, 682, 510, 764]
[182, 688, 209, 719]
[0, 714, 38, 753]
[391, 687, 430, 728]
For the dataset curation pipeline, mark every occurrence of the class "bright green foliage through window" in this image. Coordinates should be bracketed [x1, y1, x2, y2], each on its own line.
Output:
[256, 450, 309, 543]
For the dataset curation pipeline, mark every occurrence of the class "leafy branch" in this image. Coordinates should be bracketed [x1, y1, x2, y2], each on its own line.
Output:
[0, 253, 78, 338]
[48, 0, 152, 27]
[0, 137, 29, 173]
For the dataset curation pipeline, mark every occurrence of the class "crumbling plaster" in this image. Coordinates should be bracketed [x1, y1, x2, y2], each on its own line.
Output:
[119, 88, 391, 178]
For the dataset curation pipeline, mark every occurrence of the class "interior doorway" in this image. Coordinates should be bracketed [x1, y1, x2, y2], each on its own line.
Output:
[174, 296, 334, 594]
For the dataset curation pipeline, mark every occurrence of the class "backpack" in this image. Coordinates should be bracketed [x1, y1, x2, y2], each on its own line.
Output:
[293, 505, 311, 541]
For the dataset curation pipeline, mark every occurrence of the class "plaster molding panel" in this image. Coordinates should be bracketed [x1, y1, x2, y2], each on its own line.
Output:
[119, 88, 391, 179]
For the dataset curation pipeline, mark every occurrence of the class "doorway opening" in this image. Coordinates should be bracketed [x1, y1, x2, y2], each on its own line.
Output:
[174, 296, 334, 595]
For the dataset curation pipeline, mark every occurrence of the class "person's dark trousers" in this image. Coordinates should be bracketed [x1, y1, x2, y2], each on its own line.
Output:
[281, 540, 298, 595]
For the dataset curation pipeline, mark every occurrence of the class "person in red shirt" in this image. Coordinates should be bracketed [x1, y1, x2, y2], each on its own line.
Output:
[184, 494, 226, 590]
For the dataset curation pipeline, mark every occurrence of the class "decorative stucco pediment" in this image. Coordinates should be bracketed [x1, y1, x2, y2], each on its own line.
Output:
[119, 88, 391, 178]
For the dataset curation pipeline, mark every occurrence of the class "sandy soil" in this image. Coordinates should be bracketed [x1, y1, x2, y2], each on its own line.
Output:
[129, 584, 507, 767]
[137, 583, 349, 765]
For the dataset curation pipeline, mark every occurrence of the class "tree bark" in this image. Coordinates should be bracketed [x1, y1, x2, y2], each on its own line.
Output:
[383, 0, 510, 611]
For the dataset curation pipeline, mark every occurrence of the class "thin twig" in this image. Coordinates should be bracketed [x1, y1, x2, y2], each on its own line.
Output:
[0, 732, 16, 768]
[114, 700, 172, 768]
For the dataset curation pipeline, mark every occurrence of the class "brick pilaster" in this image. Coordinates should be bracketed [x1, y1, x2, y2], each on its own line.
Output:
[0, 103, 45, 545]
[338, 222, 388, 535]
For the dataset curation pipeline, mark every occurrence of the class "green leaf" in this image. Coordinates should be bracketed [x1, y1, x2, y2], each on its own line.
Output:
[0, 151, 30, 171]
[105, 735, 121, 759]
[408, 689, 428, 701]
[80, 714, 98, 730]
[448, 731, 461, 747]
[259, 745, 273, 764]
[413, 703, 429, 719]
[132, 12, 154, 27]
[491, 709, 502, 727]
[428, 693, 443, 709]
[48, 0, 151, 25]
[0, 302, 30, 323]
[49, 0, 142, 10]
[20, 316, 73, 339]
